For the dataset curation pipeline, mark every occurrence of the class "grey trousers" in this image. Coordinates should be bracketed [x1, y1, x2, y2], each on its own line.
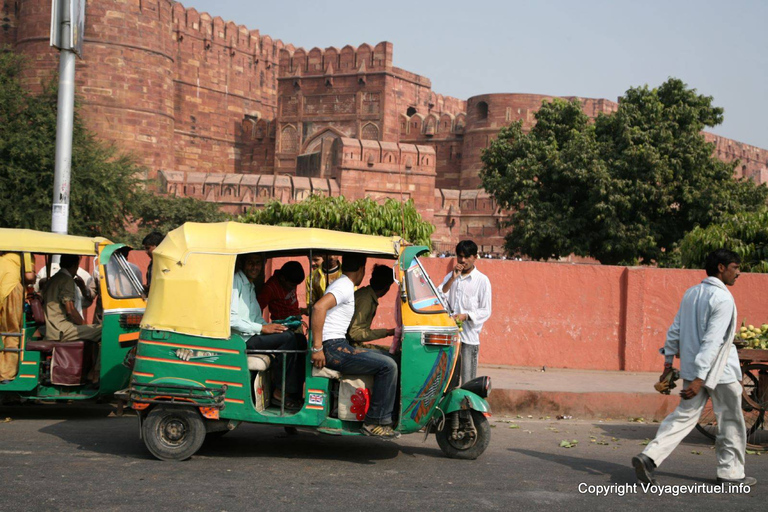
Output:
[643, 380, 746, 480]
[460, 343, 479, 384]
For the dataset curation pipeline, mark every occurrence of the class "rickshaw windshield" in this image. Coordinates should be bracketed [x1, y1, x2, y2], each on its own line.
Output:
[104, 252, 144, 299]
[405, 257, 447, 314]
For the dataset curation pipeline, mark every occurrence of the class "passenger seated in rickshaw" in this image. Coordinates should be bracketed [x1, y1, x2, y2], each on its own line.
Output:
[306, 254, 342, 309]
[257, 261, 306, 321]
[347, 264, 396, 347]
[43, 255, 102, 343]
[310, 254, 400, 439]
[231, 253, 306, 409]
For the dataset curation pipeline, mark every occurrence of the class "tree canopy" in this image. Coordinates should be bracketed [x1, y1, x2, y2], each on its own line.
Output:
[679, 208, 768, 273]
[239, 195, 435, 248]
[0, 48, 228, 242]
[481, 78, 767, 265]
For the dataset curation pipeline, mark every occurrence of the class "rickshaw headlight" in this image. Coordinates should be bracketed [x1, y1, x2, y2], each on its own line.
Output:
[460, 376, 491, 398]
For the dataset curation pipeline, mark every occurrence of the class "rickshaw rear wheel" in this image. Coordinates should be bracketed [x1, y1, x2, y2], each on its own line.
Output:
[436, 410, 490, 460]
[143, 405, 206, 461]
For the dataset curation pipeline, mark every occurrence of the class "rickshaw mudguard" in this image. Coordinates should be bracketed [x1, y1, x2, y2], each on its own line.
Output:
[436, 389, 491, 416]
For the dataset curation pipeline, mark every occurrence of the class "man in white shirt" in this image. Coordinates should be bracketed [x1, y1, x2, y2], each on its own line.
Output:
[441, 240, 492, 384]
[310, 254, 399, 439]
[633, 249, 756, 487]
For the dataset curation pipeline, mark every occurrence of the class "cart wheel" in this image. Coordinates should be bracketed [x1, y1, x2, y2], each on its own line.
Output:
[142, 405, 206, 461]
[742, 363, 768, 451]
[436, 410, 491, 460]
[696, 370, 764, 446]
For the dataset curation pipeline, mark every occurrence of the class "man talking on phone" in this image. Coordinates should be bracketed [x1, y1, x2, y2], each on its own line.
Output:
[440, 240, 492, 384]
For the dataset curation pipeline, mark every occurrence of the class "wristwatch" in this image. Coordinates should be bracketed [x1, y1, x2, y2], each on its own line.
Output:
[311, 345, 323, 353]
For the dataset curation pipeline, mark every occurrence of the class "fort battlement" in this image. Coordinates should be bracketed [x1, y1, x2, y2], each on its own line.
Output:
[279, 42, 393, 76]
[3, 0, 766, 255]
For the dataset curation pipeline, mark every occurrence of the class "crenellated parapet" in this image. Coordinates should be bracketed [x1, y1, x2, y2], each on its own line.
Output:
[278, 42, 393, 77]
[158, 169, 340, 211]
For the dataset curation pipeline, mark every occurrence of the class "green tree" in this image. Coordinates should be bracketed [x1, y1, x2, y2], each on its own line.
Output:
[679, 209, 768, 273]
[481, 78, 767, 265]
[0, 49, 143, 236]
[239, 195, 435, 248]
[0, 48, 227, 242]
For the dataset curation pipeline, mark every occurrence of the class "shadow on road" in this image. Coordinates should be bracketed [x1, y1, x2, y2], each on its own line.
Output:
[29, 412, 425, 463]
[595, 422, 716, 447]
[509, 448, 703, 485]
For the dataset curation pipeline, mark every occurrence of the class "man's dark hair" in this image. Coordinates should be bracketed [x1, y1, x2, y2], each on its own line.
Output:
[369, 264, 394, 292]
[341, 253, 367, 273]
[142, 231, 164, 247]
[455, 240, 478, 257]
[704, 249, 741, 277]
[279, 261, 305, 285]
[60, 254, 80, 270]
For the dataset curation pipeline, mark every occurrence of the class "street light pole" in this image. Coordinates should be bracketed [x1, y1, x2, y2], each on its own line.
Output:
[51, 0, 77, 234]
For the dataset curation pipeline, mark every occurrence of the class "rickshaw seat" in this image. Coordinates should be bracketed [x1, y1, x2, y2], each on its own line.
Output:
[247, 354, 272, 372]
[312, 366, 341, 379]
[25, 340, 57, 353]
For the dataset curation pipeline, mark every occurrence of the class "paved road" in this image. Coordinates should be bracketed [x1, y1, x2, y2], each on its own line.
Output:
[0, 404, 765, 511]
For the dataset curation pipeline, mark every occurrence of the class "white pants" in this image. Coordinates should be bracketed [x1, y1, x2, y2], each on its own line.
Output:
[643, 380, 746, 480]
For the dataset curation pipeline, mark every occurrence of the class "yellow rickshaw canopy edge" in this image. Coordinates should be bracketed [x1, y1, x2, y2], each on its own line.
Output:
[156, 222, 404, 261]
[0, 228, 110, 256]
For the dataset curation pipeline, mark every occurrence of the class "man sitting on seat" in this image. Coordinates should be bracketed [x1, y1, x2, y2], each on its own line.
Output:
[258, 261, 306, 321]
[306, 254, 341, 310]
[310, 254, 400, 439]
[43, 254, 101, 343]
[231, 253, 305, 409]
[348, 264, 396, 347]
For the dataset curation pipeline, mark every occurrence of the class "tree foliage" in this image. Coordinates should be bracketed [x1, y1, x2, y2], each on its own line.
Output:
[0, 49, 144, 236]
[679, 208, 768, 273]
[0, 48, 227, 242]
[238, 195, 435, 248]
[481, 78, 767, 265]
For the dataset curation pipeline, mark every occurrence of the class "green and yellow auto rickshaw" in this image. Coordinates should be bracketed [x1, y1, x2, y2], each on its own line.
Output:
[125, 222, 491, 460]
[0, 229, 146, 402]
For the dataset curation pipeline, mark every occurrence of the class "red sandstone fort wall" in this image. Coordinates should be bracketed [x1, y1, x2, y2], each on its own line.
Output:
[2, 0, 766, 256]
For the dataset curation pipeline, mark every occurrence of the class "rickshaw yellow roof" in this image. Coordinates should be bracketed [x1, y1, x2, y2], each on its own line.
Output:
[0, 228, 110, 255]
[157, 222, 403, 261]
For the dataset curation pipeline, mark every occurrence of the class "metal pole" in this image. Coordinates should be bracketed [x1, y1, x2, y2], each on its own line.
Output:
[51, 0, 75, 235]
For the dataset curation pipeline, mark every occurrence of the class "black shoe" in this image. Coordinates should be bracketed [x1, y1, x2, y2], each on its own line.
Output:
[632, 454, 658, 485]
[717, 476, 756, 486]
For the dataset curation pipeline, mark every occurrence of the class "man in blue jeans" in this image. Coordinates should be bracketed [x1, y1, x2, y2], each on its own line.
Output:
[310, 253, 399, 439]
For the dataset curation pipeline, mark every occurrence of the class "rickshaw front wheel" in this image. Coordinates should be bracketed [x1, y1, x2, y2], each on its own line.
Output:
[436, 410, 491, 460]
[142, 405, 207, 461]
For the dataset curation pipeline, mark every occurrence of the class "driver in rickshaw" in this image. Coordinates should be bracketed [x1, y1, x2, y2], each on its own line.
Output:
[230, 253, 305, 409]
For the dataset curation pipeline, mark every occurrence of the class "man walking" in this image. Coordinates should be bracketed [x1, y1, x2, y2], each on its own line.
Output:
[632, 249, 756, 486]
[440, 240, 492, 384]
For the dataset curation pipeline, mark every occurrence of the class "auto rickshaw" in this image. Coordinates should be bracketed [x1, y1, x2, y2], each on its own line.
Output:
[125, 222, 491, 460]
[0, 229, 146, 402]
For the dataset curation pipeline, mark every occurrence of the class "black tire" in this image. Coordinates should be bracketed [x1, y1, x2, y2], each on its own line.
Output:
[436, 410, 491, 460]
[142, 405, 206, 461]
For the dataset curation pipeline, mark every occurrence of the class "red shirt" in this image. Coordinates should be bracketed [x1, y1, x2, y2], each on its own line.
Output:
[257, 275, 300, 321]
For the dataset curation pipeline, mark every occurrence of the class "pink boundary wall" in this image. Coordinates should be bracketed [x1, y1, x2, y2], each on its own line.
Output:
[131, 254, 768, 374]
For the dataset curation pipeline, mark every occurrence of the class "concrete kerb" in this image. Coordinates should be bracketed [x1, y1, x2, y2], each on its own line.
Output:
[480, 365, 680, 421]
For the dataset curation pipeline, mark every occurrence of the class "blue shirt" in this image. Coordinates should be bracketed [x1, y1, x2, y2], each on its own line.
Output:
[662, 278, 741, 384]
[230, 270, 266, 336]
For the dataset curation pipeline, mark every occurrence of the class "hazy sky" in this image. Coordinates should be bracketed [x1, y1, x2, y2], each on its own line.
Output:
[179, 0, 767, 149]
